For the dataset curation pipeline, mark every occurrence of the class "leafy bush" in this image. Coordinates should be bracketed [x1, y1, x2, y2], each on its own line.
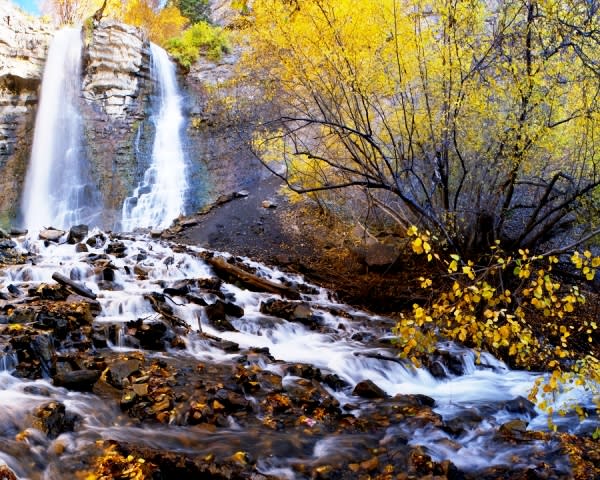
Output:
[166, 21, 229, 68]
[396, 226, 600, 434]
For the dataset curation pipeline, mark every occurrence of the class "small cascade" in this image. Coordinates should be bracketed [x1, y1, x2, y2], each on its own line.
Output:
[121, 44, 187, 231]
[0, 232, 596, 478]
[21, 27, 102, 231]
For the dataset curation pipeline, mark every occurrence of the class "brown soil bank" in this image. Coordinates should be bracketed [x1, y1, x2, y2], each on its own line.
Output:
[170, 174, 422, 314]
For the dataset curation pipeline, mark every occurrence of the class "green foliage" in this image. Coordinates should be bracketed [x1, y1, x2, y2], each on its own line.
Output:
[171, 0, 209, 24]
[166, 20, 230, 68]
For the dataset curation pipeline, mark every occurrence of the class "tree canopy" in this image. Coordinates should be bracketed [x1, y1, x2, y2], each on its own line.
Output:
[243, 0, 600, 254]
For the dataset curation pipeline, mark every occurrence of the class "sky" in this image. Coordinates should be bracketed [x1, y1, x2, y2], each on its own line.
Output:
[12, 0, 41, 15]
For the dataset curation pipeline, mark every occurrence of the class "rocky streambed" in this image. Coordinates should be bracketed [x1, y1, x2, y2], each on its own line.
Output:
[0, 227, 597, 479]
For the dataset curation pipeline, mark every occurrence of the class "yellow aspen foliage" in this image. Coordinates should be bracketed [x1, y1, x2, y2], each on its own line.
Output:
[397, 225, 600, 432]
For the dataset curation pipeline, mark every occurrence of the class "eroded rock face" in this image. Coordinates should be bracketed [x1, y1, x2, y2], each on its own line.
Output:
[0, 3, 53, 224]
[81, 20, 154, 227]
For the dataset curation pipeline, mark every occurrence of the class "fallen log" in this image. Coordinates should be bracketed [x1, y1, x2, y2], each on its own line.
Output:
[202, 255, 300, 300]
[52, 272, 97, 300]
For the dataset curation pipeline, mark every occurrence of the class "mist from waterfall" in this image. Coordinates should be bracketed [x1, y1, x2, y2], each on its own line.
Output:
[121, 43, 187, 232]
[21, 27, 102, 232]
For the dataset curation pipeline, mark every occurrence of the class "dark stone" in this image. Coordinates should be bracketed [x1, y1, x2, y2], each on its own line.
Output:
[30, 334, 55, 377]
[286, 364, 321, 380]
[53, 369, 101, 391]
[503, 396, 537, 417]
[224, 302, 244, 318]
[259, 299, 314, 325]
[106, 241, 127, 257]
[429, 360, 447, 378]
[86, 233, 106, 248]
[443, 409, 483, 436]
[75, 243, 89, 253]
[7, 284, 21, 296]
[33, 401, 77, 438]
[67, 224, 89, 244]
[498, 419, 529, 438]
[430, 349, 465, 376]
[364, 243, 400, 270]
[0, 239, 17, 249]
[164, 281, 190, 296]
[128, 320, 169, 350]
[107, 359, 142, 389]
[34, 312, 70, 338]
[323, 373, 350, 391]
[65, 294, 102, 317]
[352, 380, 388, 399]
[197, 277, 223, 291]
[102, 267, 115, 281]
[391, 393, 436, 408]
[186, 293, 208, 306]
[205, 300, 237, 332]
[214, 389, 252, 412]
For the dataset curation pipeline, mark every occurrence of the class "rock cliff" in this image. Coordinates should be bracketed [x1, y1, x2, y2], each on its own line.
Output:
[0, 4, 266, 229]
[81, 20, 154, 227]
[0, 3, 53, 224]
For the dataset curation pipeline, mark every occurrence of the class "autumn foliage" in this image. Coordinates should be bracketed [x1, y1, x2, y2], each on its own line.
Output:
[244, 0, 600, 254]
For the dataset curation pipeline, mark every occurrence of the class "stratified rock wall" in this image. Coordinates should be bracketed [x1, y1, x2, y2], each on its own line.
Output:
[81, 20, 154, 228]
[181, 48, 267, 213]
[0, 3, 53, 225]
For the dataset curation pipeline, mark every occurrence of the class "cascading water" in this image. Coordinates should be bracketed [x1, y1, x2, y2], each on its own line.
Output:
[121, 44, 187, 232]
[21, 28, 102, 232]
[0, 231, 597, 478]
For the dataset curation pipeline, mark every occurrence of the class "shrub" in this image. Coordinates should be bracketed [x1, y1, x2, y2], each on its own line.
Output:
[166, 21, 229, 69]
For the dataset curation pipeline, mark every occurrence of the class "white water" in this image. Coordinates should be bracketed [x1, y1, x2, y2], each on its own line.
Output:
[121, 44, 187, 231]
[21, 28, 101, 231]
[0, 233, 597, 478]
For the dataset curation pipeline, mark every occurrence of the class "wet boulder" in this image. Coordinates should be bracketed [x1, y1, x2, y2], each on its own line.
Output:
[214, 388, 252, 413]
[39, 228, 65, 242]
[107, 358, 142, 389]
[105, 241, 127, 257]
[32, 401, 78, 438]
[503, 395, 537, 417]
[126, 319, 171, 350]
[86, 233, 106, 248]
[53, 368, 101, 391]
[0, 239, 17, 250]
[352, 379, 388, 399]
[442, 409, 483, 436]
[204, 300, 239, 332]
[67, 224, 89, 244]
[259, 299, 314, 325]
[323, 373, 350, 391]
[285, 363, 321, 380]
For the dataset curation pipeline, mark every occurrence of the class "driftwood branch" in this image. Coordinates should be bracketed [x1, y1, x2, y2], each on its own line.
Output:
[143, 292, 190, 332]
[202, 255, 301, 300]
[52, 272, 97, 300]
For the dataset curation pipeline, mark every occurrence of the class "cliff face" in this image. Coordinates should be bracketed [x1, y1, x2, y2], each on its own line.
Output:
[81, 20, 154, 227]
[0, 6, 265, 229]
[0, 3, 53, 224]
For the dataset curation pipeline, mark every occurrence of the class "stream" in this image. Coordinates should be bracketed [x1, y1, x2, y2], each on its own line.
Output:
[0, 230, 597, 479]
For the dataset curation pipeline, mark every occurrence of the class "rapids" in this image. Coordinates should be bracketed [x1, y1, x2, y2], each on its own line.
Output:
[0, 230, 596, 478]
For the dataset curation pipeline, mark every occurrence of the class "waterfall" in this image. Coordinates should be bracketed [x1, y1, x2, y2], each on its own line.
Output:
[21, 27, 101, 232]
[121, 44, 187, 232]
